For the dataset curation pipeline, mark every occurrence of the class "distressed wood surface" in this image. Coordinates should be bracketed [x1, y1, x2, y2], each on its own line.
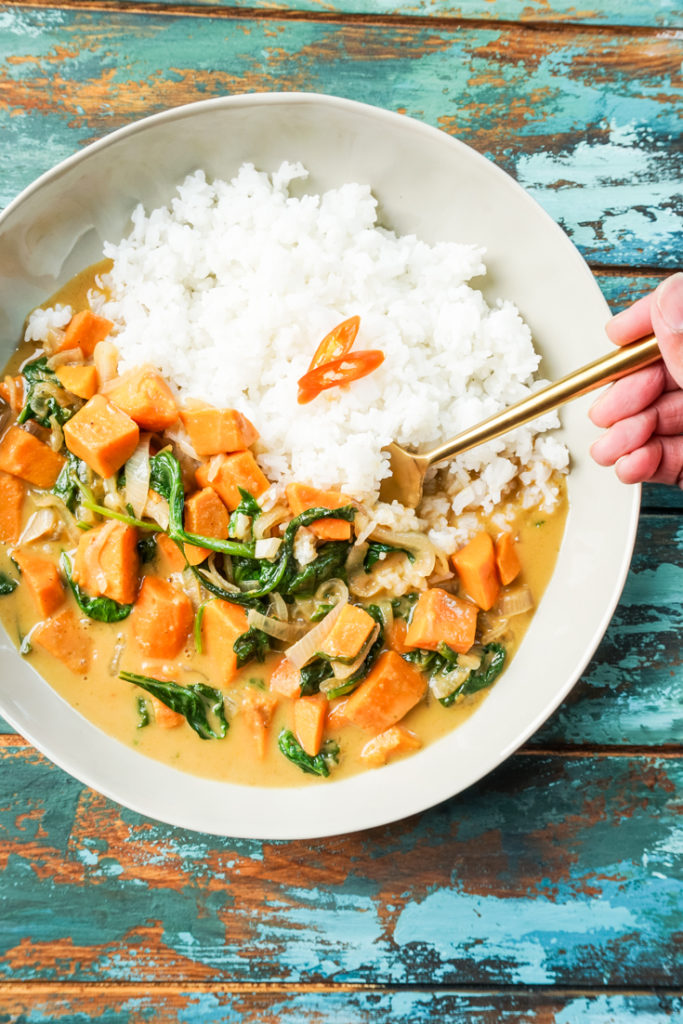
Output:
[0, 0, 681, 1019]
[1, 9, 681, 268]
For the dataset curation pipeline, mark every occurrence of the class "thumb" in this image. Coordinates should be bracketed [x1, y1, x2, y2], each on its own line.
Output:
[652, 272, 683, 389]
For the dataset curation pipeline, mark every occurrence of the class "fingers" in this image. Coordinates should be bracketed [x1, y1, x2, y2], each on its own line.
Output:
[615, 435, 683, 487]
[591, 407, 657, 466]
[589, 363, 667, 428]
[606, 292, 654, 346]
[651, 272, 683, 389]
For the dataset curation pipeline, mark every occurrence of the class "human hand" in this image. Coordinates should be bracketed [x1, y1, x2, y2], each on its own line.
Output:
[589, 272, 683, 487]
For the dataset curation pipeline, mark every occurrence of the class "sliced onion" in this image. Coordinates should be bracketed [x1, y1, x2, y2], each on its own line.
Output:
[94, 341, 119, 386]
[254, 503, 290, 541]
[269, 592, 289, 621]
[284, 596, 348, 669]
[180, 568, 203, 608]
[479, 615, 509, 644]
[125, 435, 151, 520]
[231, 512, 251, 541]
[497, 585, 534, 617]
[102, 473, 125, 512]
[247, 608, 307, 642]
[345, 541, 368, 578]
[202, 554, 240, 594]
[254, 537, 282, 560]
[162, 423, 199, 462]
[314, 578, 349, 606]
[47, 348, 84, 370]
[18, 508, 60, 545]
[144, 491, 169, 530]
[373, 598, 394, 634]
[48, 416, 65, 453]
[369, 526, 436, 578]
[329, 623, 380, 681]
[108, 633, 126, 676]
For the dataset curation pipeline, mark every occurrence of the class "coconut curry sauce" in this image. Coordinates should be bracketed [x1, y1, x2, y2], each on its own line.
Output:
[0, 268, 567, 787]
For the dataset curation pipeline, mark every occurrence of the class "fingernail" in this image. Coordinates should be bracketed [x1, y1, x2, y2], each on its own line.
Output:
[655, 272, 683, 334]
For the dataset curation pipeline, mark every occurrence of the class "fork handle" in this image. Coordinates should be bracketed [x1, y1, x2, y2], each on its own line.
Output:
[427, 334, 661, 468]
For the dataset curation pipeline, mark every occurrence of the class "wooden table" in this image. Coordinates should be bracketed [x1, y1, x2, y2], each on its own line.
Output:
[1, 2, 681, 1021]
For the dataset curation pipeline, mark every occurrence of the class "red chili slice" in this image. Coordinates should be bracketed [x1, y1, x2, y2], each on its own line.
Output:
[308, 315, 361, 371]
[297, 350, 385, 405]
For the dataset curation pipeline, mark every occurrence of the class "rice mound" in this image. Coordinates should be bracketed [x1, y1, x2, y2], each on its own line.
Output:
[82, 162, 566, 549]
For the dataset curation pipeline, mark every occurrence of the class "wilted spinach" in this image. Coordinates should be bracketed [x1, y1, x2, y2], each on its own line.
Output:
[61, 553, 133, 623]
[120, 671, 228, 740]
[278, 729, 339, 777]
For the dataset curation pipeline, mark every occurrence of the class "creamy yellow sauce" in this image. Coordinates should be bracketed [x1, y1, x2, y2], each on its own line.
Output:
[0, 266, 567, 787]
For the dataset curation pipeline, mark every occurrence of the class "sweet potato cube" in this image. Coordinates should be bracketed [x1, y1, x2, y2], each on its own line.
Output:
[344, 650, 426, 734]
[150, 695, 184, 729]
[13, 548, 65, 618]
[201, 599, 249, 685]
[32, 609, 92, 675]
[55, 364, 98, 400]
[72, 520, 139, 605]
[195, 451, 270, 511]
[63, 394, 139, 479]
[326, 697, 349, 730]
[57, 309, 113, 356]
[386, 618, 410, 655]
[155, 533, 187, 573]
[0, 470, 25, 543]
[131, 576, 194, 659]
[293, 692, 327, 757]
[404, 587, 478, 654]
[0, 375, 24, 412]
[0, 426, 65, 489]
[180, 405, 259, 456]
[269, 657, 301, 698]
[242, 687, 278, 759]
[495, 532, 522, 586]
[360, 724, 422, 766]
[285, 483, 352, 541]
[107, 368, 179, 432]
[183, 486, 230, 566]
[318, 604, 376, 661]
[451, 531, 500, 611]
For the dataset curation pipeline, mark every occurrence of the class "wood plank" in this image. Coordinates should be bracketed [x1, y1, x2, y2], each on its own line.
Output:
[1, 985, 682, 1022]
[22, 0, 677, 29]
[0, 8, 680, 267]
[0, 748, 680, 985]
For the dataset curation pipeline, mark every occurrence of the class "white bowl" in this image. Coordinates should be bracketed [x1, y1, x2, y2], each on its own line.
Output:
[0, 93, 638, 838]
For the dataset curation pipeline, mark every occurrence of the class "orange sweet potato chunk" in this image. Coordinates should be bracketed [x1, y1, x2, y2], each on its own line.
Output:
[285, 483, 352, 541]
[201, 599, 249, 685]
[183, 486, 230, 566]
[0, 470, 25, 543]
[107, 368, 178, 432]
[180, 405, 259, 456]
[293, 692, 327, 757]
[242, 687, 278, 759]
[0, 426, 65, 489]
[318, 604, 376, 661]
[155, 533, 187, 574]
[344, 650, 426, 735]
[55, 364, 98, 400]
[72, 520, 139, 605]
[32, 609, 92, 675]
[269, 657, 301, 698]
[131, 576, 193, 659]
[63, 394, 139, 479]
[150, 695, 185, 729]
[451, 531, 500, 611]
[13, 548, 65, 618]
[0, 375, 24, 412]
[360, 724, 422, 766]
[404, 587, 478, 654]
[56, 309, 113, 356]
[195, 451, 269, 511]
[495, 532, 522, 586]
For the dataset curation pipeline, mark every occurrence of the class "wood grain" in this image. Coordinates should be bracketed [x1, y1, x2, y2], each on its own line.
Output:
[0, 8, 680, 268]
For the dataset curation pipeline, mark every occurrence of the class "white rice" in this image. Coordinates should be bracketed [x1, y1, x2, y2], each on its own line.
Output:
[30, 162, 568, 551]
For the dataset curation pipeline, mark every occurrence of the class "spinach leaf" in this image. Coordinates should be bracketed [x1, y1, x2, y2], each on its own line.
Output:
[364, 541, 415, 572]
[390, 592, 420, 620]
[285, 540, 350, 596]
[136, 534, 158, 564]
[438, 642, 507, 707]
[0, 571, 18, 596]
[120, 671, 228, 740]
[52, 452, 87, 513]
[310, 602, 334, 623]
[136, 696, 150, 729]
[150, 451, 255, 558]
[299, 658, 334, 696]
[278, 728, 339, 777]
[61, 553, 133, 622]
[17, 356, 72, 428]
[233, 626, 270, 669]
[228, 487, 261, 537]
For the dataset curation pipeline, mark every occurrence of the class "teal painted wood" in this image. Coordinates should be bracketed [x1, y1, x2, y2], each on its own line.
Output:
[2, 989, 682, 1023]
[0, 9, 680, 268]
[121, 0, 681, 28]
[0, 746, 680, 984]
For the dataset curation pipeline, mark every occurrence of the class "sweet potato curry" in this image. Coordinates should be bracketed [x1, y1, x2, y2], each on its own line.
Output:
[0, 270, 566, 785]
